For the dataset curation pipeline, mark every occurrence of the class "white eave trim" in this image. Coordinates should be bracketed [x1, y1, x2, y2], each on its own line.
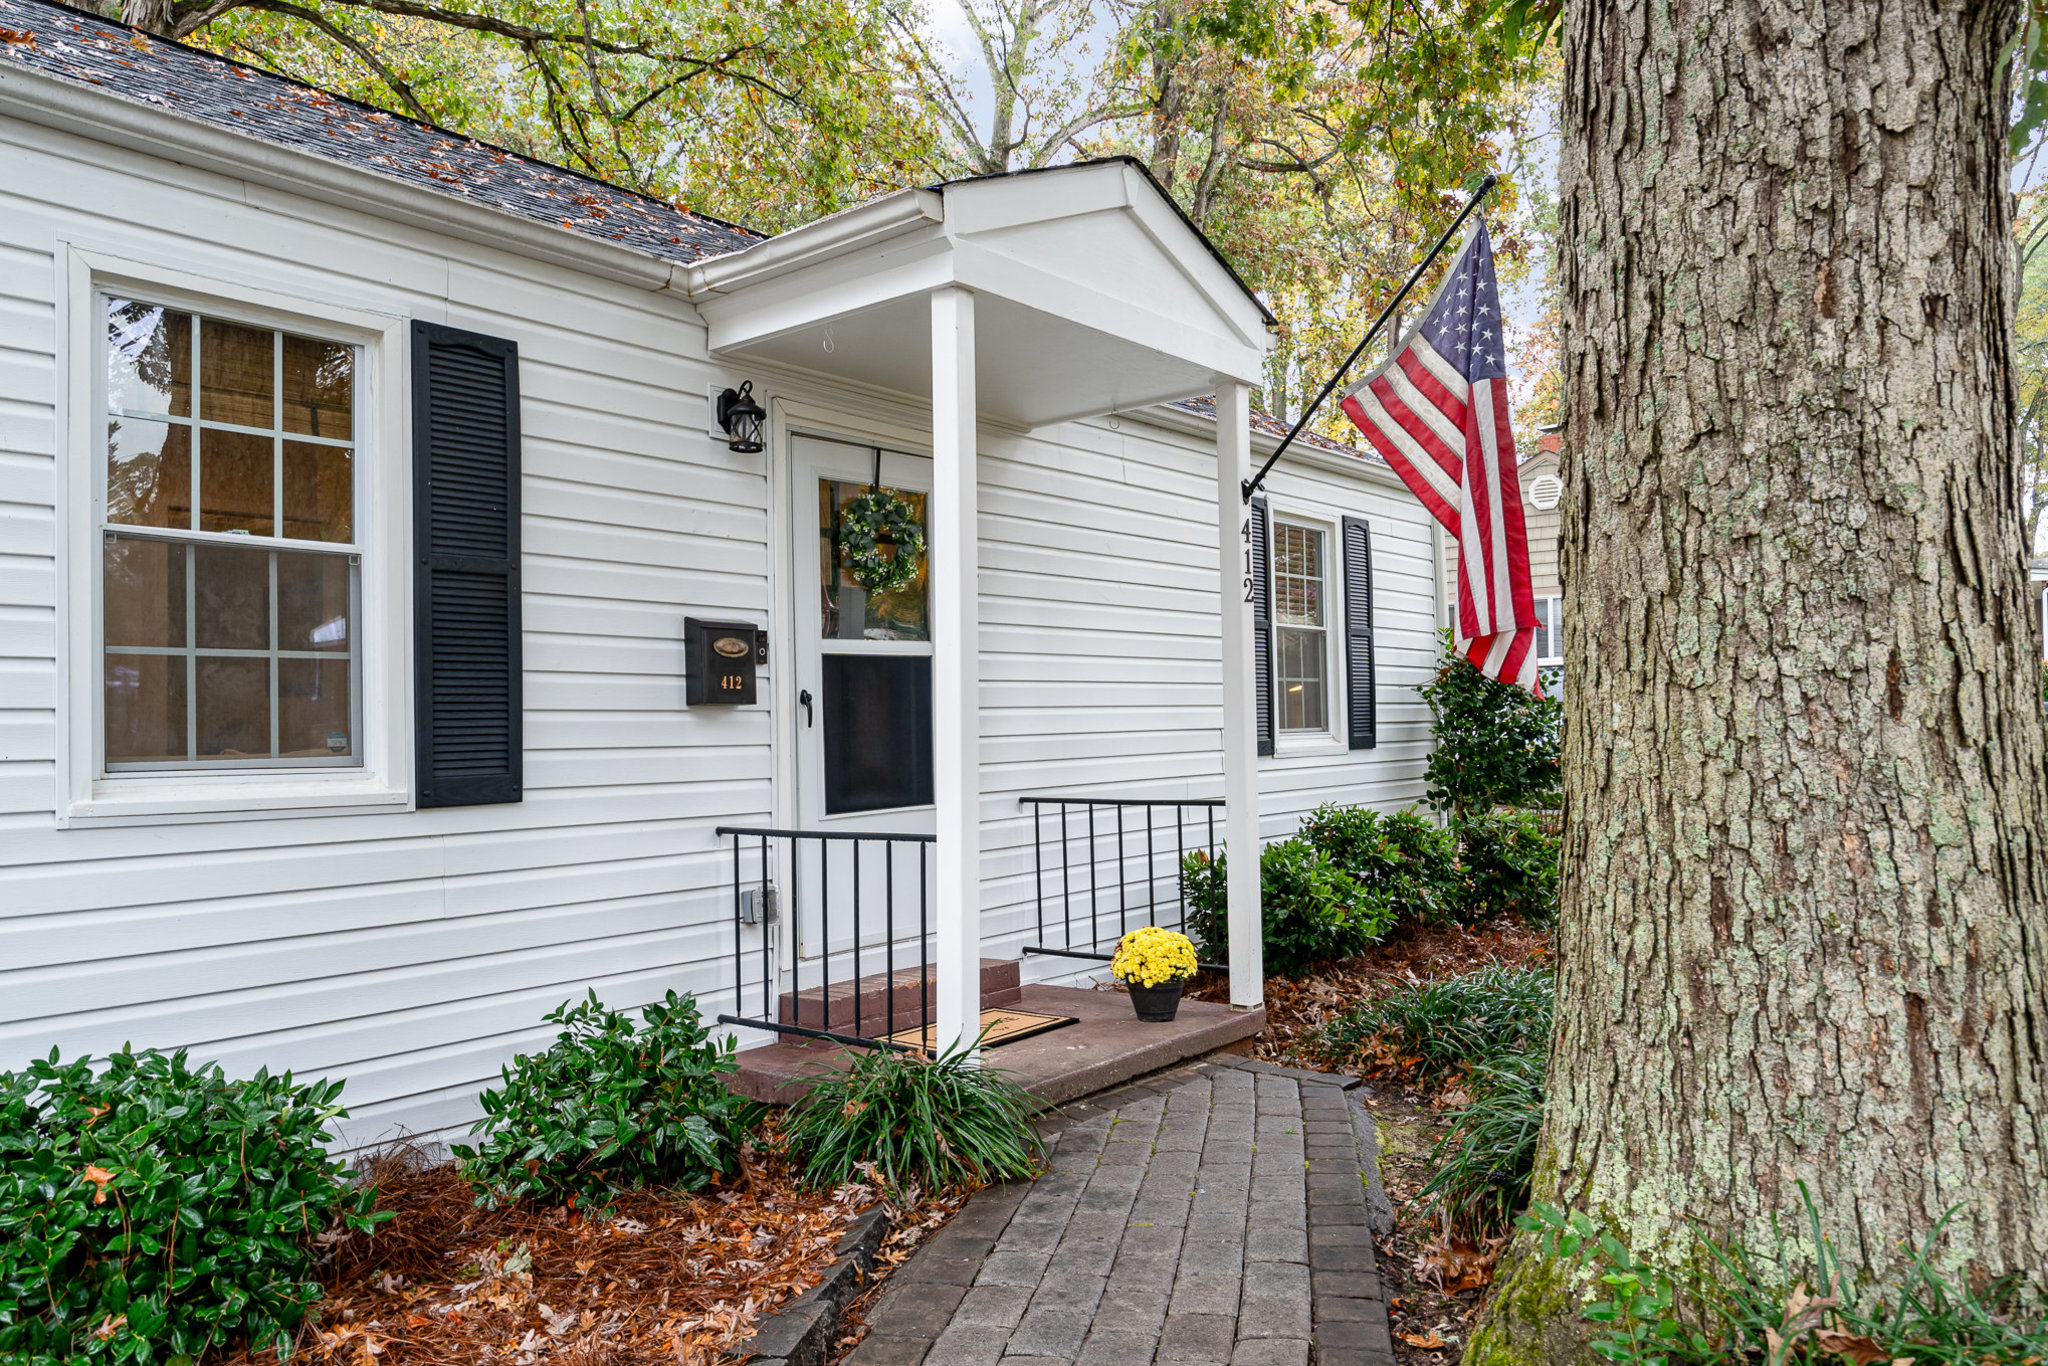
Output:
[685, 188, 946, 298]
[0, 58, 697, 291]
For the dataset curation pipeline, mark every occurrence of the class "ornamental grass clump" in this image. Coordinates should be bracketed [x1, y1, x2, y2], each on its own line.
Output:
[0, 1046, 387, 1363]
[1110, 926, 1199, 988]
[784, 1039, 1041, 1192]
[454, 990, 757, 1210]
[1316, 962, 1553, 1085]
[1416, 1048, 1545, 1236]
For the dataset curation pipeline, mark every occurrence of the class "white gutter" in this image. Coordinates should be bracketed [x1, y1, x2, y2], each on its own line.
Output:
[683, 188, 946, 299]
[0, 59, 696, 293]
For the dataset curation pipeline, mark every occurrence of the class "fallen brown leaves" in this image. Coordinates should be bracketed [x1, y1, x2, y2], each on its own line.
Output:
[216, 1143, 879, 1366]
[825, 1180, 975, 1362]
[1411, 1231, 1506, 1295]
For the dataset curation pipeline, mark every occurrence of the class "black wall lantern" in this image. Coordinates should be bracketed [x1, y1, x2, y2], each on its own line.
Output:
[716, 381, 766, 453]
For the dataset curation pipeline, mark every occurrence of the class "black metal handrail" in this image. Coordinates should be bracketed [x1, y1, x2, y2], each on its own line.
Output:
[714, 824, 937, 1053]
[1017, 795, 1227, 973]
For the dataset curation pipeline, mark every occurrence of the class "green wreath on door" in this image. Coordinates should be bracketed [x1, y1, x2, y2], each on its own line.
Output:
[839, 488, 926, 594]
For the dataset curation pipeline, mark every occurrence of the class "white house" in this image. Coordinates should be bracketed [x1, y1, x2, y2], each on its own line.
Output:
[0, 0, 1444, 1140]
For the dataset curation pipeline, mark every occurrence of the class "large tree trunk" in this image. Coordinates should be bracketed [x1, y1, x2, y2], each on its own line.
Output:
[1469, 0, 2048, 1357]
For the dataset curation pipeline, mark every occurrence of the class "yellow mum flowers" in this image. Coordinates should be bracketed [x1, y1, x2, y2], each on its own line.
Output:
[1110, 927, 1199, 989]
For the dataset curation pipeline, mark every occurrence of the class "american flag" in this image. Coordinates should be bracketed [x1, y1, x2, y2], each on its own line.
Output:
[1339, 218, 1540, 694]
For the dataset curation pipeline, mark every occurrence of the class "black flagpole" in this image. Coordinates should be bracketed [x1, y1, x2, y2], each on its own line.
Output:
[1241, 172, 1498, 503]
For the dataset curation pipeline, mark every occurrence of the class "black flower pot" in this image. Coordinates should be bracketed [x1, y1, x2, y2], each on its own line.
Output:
[1126, 980, 1185, 1023]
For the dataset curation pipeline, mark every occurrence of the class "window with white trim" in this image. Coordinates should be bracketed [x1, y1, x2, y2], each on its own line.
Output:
[1533, 593, 1563, 666]
[99, 296, 362, 771]
[1272, 520, 1331, 733]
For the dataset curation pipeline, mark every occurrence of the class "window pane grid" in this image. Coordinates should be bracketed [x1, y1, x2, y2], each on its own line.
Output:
[101, 295, 361, 773]
[105, 300, 356, 545]
[107, 411, 356, 450]
[1273, 522, 1330, 734]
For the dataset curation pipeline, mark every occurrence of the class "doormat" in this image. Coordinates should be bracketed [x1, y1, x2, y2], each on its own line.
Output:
[877, 1007, 1077, 1054]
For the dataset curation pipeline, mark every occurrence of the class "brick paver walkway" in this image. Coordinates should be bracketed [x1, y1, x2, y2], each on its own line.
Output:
[844, 1057, 1396, 1366]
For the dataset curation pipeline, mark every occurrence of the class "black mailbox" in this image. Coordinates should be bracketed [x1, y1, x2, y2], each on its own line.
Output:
[685, 618, 763, 705]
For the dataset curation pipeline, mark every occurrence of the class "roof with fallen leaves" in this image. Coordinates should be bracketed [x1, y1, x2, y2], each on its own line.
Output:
[0, 0, 763, 267]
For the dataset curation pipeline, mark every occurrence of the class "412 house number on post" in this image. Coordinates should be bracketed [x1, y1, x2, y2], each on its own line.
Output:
[1243, 515, 1257, 603]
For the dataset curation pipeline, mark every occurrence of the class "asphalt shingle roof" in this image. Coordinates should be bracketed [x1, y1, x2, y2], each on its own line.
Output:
[0, 0, 762, 266]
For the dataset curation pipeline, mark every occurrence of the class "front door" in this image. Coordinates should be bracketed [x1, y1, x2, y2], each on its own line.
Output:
[789, 434, 937, 987]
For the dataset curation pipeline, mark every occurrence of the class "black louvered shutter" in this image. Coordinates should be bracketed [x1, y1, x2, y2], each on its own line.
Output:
[412, 322, 522, 807]
[1342, 515, 1375, 750]
[1250, 497, 1274, 756]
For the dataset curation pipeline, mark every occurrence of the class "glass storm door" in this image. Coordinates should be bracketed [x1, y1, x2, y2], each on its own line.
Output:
[790, 434, 936, 973]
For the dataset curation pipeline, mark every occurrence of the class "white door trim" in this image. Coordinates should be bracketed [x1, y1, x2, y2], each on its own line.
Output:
[764, 393, 938, 843]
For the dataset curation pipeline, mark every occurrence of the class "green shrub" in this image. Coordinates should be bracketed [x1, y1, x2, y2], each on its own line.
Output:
[0, 1047, 385, 1362]
[1417, 1048, 1544, 1235]
[784, 1039, 1041, 1191]
[454, 990, 756, 1210]
[1299, 803, 1459, 925]
[1315, 962, 1553, 1084]
[1417, 629, 1562, 818]
[1454, 809, 1560, 923]
[1183, 838, 1398, 979]
[1521, 1190, 2048, 1365]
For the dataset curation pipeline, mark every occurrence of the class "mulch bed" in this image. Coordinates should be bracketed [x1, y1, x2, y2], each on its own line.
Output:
[1190, 917, 1553, 1365]
[216, 1144, 943, 1366]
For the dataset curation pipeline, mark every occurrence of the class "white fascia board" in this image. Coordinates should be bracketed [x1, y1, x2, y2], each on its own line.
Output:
[939, 163, 1131, 234]
[951, 240, 1270, 383]
[0, 60, 691, 292]
[697, 237, 957, 353]
[686, 188, 946, 298]
[1126, 402, 1414, 493]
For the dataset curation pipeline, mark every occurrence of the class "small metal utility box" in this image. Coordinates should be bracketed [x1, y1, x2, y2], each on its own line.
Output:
[684, 618, 763, 705]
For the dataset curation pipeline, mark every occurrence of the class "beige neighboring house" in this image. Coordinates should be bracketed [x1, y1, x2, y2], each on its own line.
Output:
[2033, 559, 2048, 660]
[1440, 430, 1566, 684]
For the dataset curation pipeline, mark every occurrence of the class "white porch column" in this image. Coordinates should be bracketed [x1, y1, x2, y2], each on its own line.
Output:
[932, 285, 983, 1055]
[1215, 381, 1265, 1009]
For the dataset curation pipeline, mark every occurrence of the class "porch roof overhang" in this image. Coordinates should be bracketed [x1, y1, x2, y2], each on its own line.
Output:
[684, 159, 1278, 428]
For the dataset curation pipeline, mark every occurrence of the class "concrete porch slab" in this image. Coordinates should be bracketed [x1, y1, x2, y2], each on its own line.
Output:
[729, 984, 1266, 1107]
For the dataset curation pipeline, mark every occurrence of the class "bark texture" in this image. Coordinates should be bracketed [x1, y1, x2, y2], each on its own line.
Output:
[1473, 0, 2048, 1354]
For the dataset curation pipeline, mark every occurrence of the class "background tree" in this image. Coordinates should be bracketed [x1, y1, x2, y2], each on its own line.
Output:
[111, 0, 1551, 434]
[2017, 184, 2048, 556]
[1468, 0, 2048, 1356]
[104, 0, 940, 231]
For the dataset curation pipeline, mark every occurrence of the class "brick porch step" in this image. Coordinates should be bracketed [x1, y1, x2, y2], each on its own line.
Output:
[776, 957, 1021, 1033]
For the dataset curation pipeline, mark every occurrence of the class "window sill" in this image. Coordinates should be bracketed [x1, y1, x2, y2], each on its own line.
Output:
[1268, 735, 1350, 760]
[62, 773, 411, 827]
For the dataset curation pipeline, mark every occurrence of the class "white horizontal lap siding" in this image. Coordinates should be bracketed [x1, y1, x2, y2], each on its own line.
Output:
[0, 235, 58, 818]
[0, 114, 768, 1145]
[975, 418, 1227, 980]
[1255, 453, 1437, 837]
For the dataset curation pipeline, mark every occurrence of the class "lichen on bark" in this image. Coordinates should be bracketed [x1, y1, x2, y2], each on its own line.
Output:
[1464, 0, 2048, 1357]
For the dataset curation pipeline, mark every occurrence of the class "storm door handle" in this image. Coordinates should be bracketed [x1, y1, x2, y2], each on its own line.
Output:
[799, 688, 814, 728]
